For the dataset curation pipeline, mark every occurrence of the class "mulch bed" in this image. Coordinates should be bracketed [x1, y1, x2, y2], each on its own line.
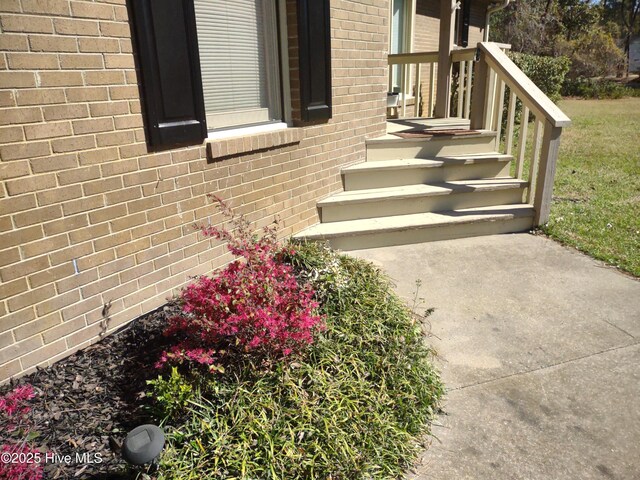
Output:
[0, 303, 180, 479]
[392, 128, 481, 139]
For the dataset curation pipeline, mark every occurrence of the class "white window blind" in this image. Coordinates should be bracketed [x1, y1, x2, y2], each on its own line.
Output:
[390, 0, 405, 91]
[193, 0, 281, 129]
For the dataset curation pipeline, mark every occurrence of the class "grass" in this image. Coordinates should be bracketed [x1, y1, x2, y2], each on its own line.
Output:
[152, 241, 443, 480]
[541, 98, 640, 277]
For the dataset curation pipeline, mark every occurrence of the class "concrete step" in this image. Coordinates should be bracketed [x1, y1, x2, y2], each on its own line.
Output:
[386, 117, 471, 133]
[366, 130, 497, 161]
[296, 204, 535, 251]
[342, 153, 513, 190]
[319, 178, 528, 222]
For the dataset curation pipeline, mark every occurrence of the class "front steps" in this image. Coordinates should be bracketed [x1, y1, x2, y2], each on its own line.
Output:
[318, 179, 528, 222]
[295, 119, 535, 250]
[300, 205, 534, 251]
[342, 153, 513, 190]
[366, 130, 497, 161]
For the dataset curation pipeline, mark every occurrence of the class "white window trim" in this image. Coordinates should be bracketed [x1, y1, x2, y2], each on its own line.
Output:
[277, 0, 292, 126]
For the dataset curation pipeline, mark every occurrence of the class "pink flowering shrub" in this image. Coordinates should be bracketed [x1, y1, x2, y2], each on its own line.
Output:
[157, 196, 324, 371]
[0, 444, 43, 480]
[0, 384, 43, 480]
[0, 385, 35, 421]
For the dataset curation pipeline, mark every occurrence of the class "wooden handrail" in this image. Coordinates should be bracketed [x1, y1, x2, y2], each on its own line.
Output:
[470, 41, 571, 226]
[388, 51, 440, 118]
[388, 51, 439, 65]
[477, 42, 571, 128]
[387, 42, 570, 226]
[492, 43, 512, 51]
[450, 47, 476, 62]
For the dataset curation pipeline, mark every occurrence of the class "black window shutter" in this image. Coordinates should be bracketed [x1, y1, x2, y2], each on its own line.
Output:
[130, 0, 207, 148]
[297, 0, 332, 122]
[460, 0, 471, 47]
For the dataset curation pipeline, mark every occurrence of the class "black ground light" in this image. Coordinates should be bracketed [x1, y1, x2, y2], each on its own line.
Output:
[121, 424, 165, 465]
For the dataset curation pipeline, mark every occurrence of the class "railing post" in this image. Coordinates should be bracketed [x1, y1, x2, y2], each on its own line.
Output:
[415, 63, 422, 117]
[504, 91, 517, 155]
[533, 120, 563, 226]
[515, 106, 529, 179]
[493, 80, 506, 139]
[464, 59, 473, 119]
[527, 118, 543, 204]
[457, 61, 465, 118]
[428, 62, 436, 117]
[469, 49, 492, 130]
[401, 63, 408, 117]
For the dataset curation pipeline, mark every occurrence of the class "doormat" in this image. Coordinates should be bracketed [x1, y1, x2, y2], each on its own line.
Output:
[392, 128, 481, 139]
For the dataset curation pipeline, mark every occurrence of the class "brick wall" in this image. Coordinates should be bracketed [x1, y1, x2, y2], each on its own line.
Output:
[415, 0, 440, 53]
[0, 0, 389, 383]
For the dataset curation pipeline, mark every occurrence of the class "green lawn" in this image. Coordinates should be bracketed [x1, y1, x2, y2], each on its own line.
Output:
[542, 98, 640, 277]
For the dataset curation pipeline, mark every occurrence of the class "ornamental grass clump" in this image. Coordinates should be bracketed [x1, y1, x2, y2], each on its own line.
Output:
[157, 196, 325, 371]
[154, 239, 443, 480]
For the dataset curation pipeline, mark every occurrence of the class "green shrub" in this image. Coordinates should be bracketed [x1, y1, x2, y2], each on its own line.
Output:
[495, 53, 570, 135]
[451, 52, 569, 122]
[554, 28, 625, 81]
[509, 52, 571, 104]
[562, 78, 639, 99]
[155, 241, 443, 480]
[147, 367, 195, 418]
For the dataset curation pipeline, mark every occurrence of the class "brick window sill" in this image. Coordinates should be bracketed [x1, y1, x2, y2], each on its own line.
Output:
[205, 127, 303, 160]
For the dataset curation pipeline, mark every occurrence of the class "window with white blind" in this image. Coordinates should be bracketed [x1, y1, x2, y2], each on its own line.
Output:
[389, 0, 415, 93]
[193, 0, 282, 130]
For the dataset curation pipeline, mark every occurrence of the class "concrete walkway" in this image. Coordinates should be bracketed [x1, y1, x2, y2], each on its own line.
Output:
[350, 234, 640, 480]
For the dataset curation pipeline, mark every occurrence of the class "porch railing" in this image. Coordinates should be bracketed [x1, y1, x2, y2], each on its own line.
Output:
[388, 51, 439, 117]
[388, 45, 509, 119]
[470, 42, 571, 225]
[450, 47, 476, 119]
[387, 42, 571, 227]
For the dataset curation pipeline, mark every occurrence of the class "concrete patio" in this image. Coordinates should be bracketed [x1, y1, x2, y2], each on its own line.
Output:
[350, 233, 640, 480]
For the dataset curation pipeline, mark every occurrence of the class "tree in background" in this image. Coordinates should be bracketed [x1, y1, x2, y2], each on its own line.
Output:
[601, 0, 640, 71]
[490, 0, 558, 55]
[557, 0, 601, 40]
[491, 0, 627, 78]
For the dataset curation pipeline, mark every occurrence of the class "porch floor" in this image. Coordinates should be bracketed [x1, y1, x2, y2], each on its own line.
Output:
[381, 116, 471, 140]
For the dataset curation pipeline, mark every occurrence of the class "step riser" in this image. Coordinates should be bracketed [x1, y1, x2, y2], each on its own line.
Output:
[321, 216, 534, 251]
[366, 135, 497, 161]
[321, 188, 526, 223]
[393, 122, 471, 131]
[343, 162, 511, 191]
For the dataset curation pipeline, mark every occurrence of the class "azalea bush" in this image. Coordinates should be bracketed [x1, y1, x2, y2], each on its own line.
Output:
[157, 196, 325, 372]
[0, 384, 43, 480]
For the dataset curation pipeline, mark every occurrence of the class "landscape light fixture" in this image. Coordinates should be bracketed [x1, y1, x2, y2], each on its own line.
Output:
[121, 424, 165, 465]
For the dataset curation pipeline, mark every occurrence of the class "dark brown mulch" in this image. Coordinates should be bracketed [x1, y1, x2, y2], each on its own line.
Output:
[0, 303, 180, 480]
[392, 128, 481, 139]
